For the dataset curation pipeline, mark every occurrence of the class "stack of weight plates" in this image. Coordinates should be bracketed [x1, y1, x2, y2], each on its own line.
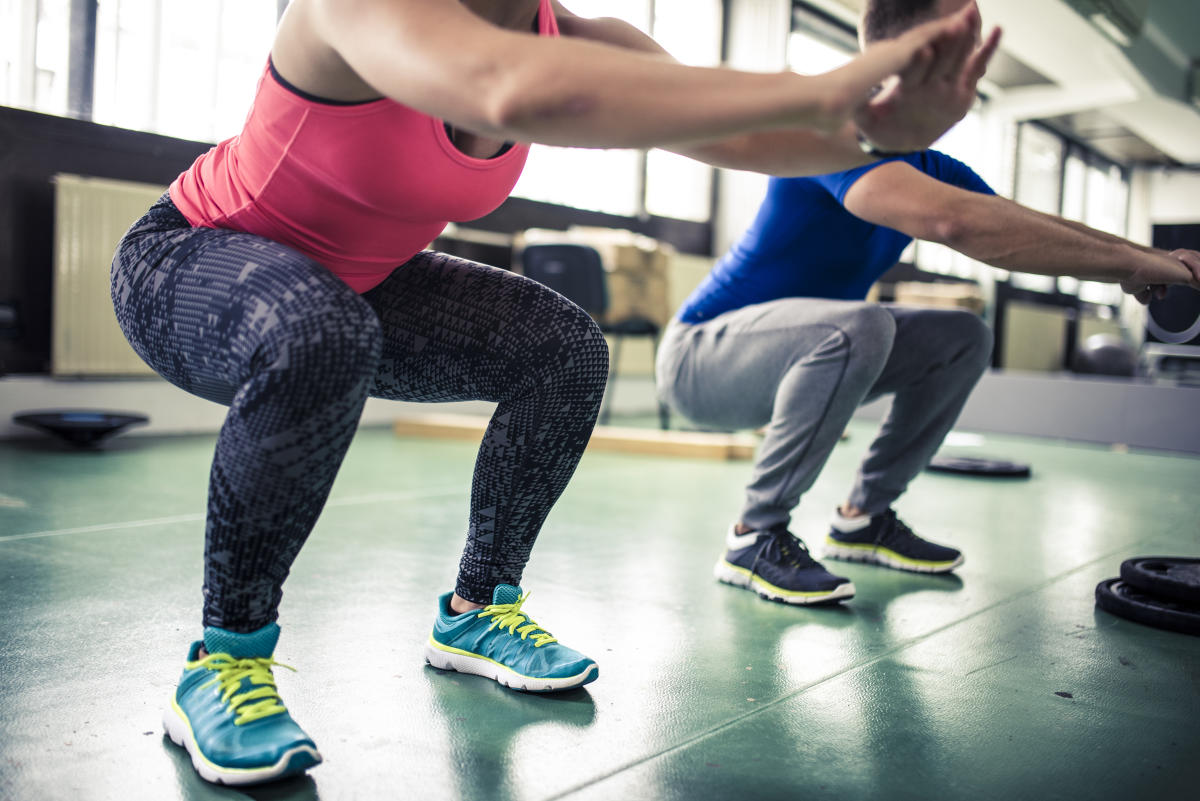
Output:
[1095, 558, 1200, 636]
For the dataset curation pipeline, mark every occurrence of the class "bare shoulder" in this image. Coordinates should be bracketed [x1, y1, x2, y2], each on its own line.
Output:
[271, 0, 381, 102]
[274, 0, 504, 102]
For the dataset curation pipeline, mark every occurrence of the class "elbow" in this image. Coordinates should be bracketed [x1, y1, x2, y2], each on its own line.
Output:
[444, 54, 546, 136]
[925, 213, 968, 250]
[462, 58, 525, 134]
[479, 59, 596, 139]
[921, 200, 998, 258]
[926, 214, 1011, 264]
[490, 89, 597, 136]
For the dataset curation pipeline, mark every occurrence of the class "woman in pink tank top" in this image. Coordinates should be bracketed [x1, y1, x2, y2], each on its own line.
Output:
[112, 0, 998, 786]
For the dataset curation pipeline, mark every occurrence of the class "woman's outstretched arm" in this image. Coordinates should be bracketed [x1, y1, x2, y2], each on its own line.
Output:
[548, 1, 999, 175]
[292, 0, 995, 159]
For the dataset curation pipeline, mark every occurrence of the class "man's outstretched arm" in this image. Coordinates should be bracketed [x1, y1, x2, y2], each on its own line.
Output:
[841, 161, 1200, 301]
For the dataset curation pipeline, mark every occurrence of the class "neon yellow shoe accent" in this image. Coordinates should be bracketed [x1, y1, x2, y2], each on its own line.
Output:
[188, 652, 295, 725]
[426, 635, 556, 682]
[721, 561, 845, 599]
[476, 591, 557, 647]
[823, 538, 957, 569]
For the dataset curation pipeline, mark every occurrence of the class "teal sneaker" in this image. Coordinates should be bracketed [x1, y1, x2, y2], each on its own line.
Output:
[425, 585, 599, 692]
[162, 623, 322, 786]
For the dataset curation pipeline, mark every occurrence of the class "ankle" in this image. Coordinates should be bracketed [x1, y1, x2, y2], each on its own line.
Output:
[838, 504, 867, 520]
[734, 522, 756, 536]
[449, 592, 486, 615]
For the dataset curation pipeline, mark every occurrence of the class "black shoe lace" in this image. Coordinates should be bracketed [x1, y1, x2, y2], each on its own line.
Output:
[760, 526, 820, 569]
[876, 510, 920, 548]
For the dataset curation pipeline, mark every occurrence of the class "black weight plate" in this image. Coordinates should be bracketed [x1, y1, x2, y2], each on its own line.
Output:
[1120, 557, 1200, 604]
[1095, 578, 1200, 636]
[926, 455, 1031, 478]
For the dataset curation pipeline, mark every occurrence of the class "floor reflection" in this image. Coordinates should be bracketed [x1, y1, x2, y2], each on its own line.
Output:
[423, 665, 597, 801]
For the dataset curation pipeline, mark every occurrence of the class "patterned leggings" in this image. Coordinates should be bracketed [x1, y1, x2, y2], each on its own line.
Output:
[111, 195, 608, 631]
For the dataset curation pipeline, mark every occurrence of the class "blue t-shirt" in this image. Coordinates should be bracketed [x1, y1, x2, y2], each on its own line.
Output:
[677, 150, 994, 323]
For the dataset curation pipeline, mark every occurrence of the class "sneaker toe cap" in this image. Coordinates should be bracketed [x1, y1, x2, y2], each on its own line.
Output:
[532, 645, 597, 680]
[800, 567, 852, 591]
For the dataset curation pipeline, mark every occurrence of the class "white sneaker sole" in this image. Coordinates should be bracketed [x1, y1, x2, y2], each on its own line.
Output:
[163, 700, 322, 786]
[424, 637, 598, 692]
[713, 559, 855, 605]
[823, 540, 964, 574]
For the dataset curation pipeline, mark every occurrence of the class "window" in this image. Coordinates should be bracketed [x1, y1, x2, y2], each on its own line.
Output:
[644, 0, 722, 222]
[1, 0, 277, 141]
[1, 0, 72, 117]
[1008, 124, 1065, 293]
[1014, 123, 1063, 217]
[513, 0, 722, 222]
[93, 0, 278, 143]
[511, 0, 650, 217]
[1054, 146, 1128, 303]
[787, 1, 856, 77]
[1078, 159, 1128, 304]
[787, 29, 853, 75]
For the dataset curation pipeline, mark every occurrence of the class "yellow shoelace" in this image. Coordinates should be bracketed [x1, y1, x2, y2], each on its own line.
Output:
[194, 653, 295, 725]
[477, 592, 558, 647]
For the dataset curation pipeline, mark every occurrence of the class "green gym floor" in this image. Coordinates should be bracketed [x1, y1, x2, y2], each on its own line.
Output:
[1, 418, 1198, 801]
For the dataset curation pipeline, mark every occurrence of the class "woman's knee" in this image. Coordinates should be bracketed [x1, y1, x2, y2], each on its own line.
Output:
[540, 301, 610, 387]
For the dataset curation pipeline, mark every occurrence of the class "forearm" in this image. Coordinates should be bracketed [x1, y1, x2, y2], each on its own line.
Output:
[943, 196, 1190, 284]
[671, 120, 876, 176]
[485, 41, 848, 149]
[1052, 215, 1159, 256]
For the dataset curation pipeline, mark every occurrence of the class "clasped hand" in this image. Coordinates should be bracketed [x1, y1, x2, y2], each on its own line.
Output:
[1121, 249, 1200, 305]
[849, 2, 1001, 154]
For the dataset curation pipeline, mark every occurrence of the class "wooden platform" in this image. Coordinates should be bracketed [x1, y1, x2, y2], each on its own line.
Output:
[392, 413, 758, 460]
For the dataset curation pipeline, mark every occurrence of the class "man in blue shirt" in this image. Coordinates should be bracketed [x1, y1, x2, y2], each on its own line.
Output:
[656, 0, 1200, 606]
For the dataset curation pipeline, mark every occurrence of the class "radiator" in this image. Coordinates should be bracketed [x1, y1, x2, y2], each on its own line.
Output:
[52, 174, 165, 376]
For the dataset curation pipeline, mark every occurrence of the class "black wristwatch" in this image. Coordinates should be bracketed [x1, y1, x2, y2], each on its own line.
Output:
[855, 128, 911, 159]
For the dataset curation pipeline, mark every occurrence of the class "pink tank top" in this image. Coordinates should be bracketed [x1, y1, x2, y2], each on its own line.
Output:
[170, 1, 558, 293]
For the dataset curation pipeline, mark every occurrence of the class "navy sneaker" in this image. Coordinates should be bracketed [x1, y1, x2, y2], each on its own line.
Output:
[714, 524, 855, 604]
[425, 585, 599, 692]
[824, 509, 963, 573]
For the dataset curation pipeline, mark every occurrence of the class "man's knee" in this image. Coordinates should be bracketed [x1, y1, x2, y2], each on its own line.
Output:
[840, 304, 897, 369]
[952, 310, 994, 370]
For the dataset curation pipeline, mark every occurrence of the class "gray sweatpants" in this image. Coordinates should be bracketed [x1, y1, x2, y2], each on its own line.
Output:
[655, 299, 992, 531]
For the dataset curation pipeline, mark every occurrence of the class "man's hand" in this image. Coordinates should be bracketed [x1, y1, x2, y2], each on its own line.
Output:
[853, 4, 1000, 153]
[1171, 249, 1200, 290]
[1120, 281, 1168, 305]
[1119, 249, 1200, 304]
